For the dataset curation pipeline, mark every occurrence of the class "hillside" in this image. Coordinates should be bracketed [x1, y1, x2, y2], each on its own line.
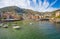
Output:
[0, 6, 41, 15]
[0, 6, 60, 15]
[0, 6, 60, 21]
[0, 6, 26, 13]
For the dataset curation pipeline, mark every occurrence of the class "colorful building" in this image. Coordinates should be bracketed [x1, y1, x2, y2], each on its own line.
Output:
[56, 11, 60, 17]
[2, 12, 21, 20]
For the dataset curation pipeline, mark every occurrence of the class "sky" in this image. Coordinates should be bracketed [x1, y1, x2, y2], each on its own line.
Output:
[0, 0, 60, 12]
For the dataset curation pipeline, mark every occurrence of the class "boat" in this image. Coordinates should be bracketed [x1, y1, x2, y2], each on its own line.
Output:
[13, 26, 21, 29]
[0, 23, 3, 27]
[30, 23, 33, 25]
[3, 24, 8, 28]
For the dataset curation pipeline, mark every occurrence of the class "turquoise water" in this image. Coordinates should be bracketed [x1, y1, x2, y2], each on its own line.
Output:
[0, 21, 60, 39]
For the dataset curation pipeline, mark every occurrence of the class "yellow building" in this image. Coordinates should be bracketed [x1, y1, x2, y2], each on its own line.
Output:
[56, 11, 60, 17]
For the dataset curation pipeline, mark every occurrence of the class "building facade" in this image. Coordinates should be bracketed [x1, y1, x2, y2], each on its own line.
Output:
[56, 11, 60, 17]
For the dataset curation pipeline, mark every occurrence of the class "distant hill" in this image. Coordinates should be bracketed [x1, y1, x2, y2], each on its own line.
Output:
[0, 6, 26, 13]
[0, 6, 41, 15]
[0, 6, 60, 14]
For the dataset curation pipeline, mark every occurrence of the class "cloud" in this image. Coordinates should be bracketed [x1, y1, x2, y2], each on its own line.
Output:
[49, 0, 58, 7]
[0, 0, 58, 12]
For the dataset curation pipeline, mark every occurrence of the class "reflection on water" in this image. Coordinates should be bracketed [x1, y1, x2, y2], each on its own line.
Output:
[0, 21, 60, 39]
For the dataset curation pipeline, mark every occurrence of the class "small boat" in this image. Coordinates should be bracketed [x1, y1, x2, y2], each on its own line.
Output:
[0, 23, 3, 27]
[30, 23, 33, 25]
[3, 24, 8, 28]
[13, 26, 21, 29]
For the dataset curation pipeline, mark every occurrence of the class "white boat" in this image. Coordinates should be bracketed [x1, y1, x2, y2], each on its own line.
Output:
[0, 23, 3, 27]
[3, 24, 8, 28]
[30, 23, 33, 25]
[13, 26, 21, 29]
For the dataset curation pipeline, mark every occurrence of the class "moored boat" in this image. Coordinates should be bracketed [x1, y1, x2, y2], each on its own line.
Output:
[3, 24, 8, 28]
[13, 26, 21, 29]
